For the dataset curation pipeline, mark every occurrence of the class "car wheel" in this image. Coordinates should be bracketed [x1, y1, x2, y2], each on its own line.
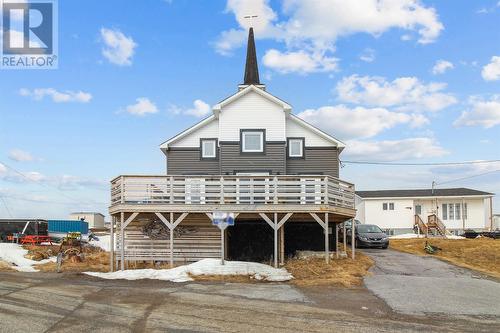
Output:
[382, 245, 388, 249]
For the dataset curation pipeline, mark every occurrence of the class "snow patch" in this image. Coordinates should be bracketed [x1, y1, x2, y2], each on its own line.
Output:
[389, 233, 425, 239]
[85, 258, 293, 282]
[445, 234, 465, 239]
[89, 234, 114, 251]
[0, 243, 56, 272]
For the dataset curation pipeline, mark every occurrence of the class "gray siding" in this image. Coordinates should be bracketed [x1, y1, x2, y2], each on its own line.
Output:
[166, 149, 220, 175]
[220, 142, 286, 175]
[286, 147, 339, 177]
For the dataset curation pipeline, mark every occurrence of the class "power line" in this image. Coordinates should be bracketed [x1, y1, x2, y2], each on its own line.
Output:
[436, 168, 500, 186]
[0, 161, 105, 206]
[0, 195, 13, 218]
[341, 159, 500, 166]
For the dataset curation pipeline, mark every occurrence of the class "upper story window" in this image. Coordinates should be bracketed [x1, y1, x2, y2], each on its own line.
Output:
[201, 139, 217, 159]
[241, 130, 264, 153]
[288, 138, 304, 158]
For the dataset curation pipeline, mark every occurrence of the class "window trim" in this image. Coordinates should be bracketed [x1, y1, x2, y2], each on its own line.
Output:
[383, 203, 388, 211]
[200, 138, 218, 160]
[240, 129, 265, 154]
[287, 137, 305, 159]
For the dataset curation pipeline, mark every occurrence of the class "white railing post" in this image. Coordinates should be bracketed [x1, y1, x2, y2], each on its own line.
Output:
[323, 176, 329, 205]
[169, 176, 174, 204]
[273, 176, 278, 204]
[220, 176, 225, 204]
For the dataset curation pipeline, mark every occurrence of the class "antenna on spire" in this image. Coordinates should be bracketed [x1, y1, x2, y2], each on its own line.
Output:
[243, 15, 258, 27]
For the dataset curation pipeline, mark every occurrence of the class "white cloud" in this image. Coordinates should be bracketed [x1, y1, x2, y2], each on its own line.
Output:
[8, 149, 34, 162]
[100, 28, 137, 66]
[344, 138, 448, 161]
[454, 95, 500, 128]
[359, 48, 376, 63]
[216, 0, 443, 74]
[335, 75, 457, 112]
[169, 99, 212, 117]
[262, 49, 338, 74]
[19, 88, 92, 103]
[432, 60, 454, 74]
[125, 98, 158, 116]
[0, 163, 6, 174]
[481, 56, 500, 81]
[297, 105, 427, 140]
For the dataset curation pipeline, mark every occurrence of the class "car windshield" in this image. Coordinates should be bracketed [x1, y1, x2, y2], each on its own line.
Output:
[357, 225, 383, 233]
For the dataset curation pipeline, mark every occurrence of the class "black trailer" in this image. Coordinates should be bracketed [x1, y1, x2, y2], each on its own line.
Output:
[0, 219, 48, 242]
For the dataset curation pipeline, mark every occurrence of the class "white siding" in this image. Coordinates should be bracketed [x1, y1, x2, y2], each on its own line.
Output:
[361, 199, 415, 230]
[219, 90, 285, 142]
[170, 119, 219, 148]
[286, 117, 334, 147]
[356, 196, 490, 231]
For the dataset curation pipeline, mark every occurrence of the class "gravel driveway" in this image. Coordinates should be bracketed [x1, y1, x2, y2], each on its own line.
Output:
[363, 249, 500, 317]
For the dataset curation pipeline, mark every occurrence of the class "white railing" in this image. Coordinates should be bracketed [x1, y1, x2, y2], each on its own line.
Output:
[111, 175, 355, 209]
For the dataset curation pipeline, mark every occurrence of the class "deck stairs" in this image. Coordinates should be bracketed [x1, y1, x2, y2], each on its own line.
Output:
[414, 214, 451, 237]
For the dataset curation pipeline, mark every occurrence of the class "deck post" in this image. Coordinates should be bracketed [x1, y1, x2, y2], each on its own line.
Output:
[274, 212, 278, 268]
[120, 212, 124, 271]
[325, 213, 329, 264]
[279, 225, 285, 265]
[335, 222, 339, 259]
[170, 212, 174, 267]
[343, 221, 347, 254]
[109, 215, 114, 272]
[351, 218, 356, 260]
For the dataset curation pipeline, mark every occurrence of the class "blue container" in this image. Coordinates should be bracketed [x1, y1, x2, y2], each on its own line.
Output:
[47, 220, 89, 234]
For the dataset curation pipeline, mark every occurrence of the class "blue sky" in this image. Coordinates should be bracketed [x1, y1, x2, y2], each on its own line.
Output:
[1, 0, 499, 219]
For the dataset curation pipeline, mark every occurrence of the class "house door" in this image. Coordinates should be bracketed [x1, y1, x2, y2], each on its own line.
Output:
[185, 178, 205, 204]
[300, 178, 322, 204]
[236, 172, 270, 204]
[415, 204, 422, 216]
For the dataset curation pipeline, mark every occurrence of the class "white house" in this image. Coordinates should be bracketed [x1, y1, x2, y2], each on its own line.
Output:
[69, 212, 105, 229]
[355, 188, 494, 235]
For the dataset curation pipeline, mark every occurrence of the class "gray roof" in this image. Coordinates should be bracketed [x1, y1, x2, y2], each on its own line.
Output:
[356, 188, 494, 198]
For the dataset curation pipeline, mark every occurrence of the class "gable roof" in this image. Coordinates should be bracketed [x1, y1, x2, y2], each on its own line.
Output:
[356, 188, 494, 199]
[289, 114, 346, 150]
[213, 85, 292, 113]
[160, 115, 216, 149]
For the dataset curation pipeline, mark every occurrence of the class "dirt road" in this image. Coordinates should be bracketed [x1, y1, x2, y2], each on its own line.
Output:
[0, 271, 498, 332]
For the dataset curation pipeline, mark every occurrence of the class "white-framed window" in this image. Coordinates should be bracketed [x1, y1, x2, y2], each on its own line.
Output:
[442, 202, 467, 220]
[389, 203, 395, 210]
[241, 130, 264, 153]
[383, 203, 388, 210]
[201, 139, 216, 158]
[288, 138, 304, 158]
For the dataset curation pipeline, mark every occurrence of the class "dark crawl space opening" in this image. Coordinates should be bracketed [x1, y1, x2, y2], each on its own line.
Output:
[227, 220, 338, 262]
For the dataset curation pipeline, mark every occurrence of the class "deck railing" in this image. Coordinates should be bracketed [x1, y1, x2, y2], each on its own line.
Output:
[110, 175, 355, 210]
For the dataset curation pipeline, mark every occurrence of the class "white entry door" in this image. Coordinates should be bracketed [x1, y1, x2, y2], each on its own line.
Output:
[185, 178, 205, 204]
[300, 178, 322, 204]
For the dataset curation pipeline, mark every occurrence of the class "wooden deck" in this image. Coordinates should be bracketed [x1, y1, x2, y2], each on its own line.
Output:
[109, 175, 356, 270]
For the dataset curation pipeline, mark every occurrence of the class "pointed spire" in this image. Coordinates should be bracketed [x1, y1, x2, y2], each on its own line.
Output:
[243, 27, 260, 85]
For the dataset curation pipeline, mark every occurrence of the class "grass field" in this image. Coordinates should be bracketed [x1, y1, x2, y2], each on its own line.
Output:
[390, 238, 500, 278]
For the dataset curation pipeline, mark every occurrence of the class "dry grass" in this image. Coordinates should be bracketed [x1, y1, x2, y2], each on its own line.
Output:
[390, 238, 500, 278]
[32, 245, 111, 273]
[0, 260, 15, 271]
[285, 251, 374, 287]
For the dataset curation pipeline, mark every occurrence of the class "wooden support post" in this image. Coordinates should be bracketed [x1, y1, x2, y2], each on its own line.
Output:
[343, 221, 347, 254]
[325, 213, 329, 264]
[170, 212, 174, 267]
[351, 218, 356, 260]
[274, 213, 278, 268]
[335, 222, 339, 259]
[120, 212, 124, 271]
[221, 227, 225, 265]
[109, 215, 114, 272]
[279, 225, 285, 265]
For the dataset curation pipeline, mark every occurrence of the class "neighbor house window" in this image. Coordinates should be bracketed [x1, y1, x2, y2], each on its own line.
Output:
[455, 203, 461, 220]
[241, 130, 264, 153]
[383, 202, 394, 211]
[463, 203, 468, 219]
[201, 139, 216, 158]
[288, 138, 304, 158]
[448, 203, 455, 220]
[442, 204, 448, 220]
